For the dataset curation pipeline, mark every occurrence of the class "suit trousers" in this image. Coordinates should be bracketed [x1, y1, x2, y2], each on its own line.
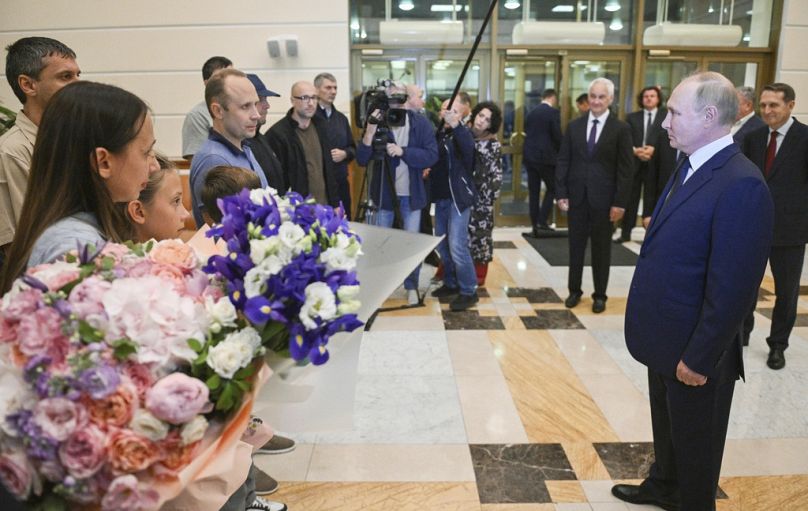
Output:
[742, 244, 805, 349]
[526, 162, 556, 227]
[620, 161, 646, 240]
[567, 201, 612, 300]
[642, 369, 735, 511]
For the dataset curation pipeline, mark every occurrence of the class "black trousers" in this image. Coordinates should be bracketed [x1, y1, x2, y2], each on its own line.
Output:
[336, 167, 352, 221]
[620, 161, 646, 240]
[567, 201, 611, 300]
[526, 162, 556, 227]
[742, 244, 805, 349]
[643, 369, 735, 511]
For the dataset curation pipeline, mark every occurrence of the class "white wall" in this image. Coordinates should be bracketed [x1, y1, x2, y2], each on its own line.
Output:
[0, 0, 351, 158]
[778, 0, 808, 117]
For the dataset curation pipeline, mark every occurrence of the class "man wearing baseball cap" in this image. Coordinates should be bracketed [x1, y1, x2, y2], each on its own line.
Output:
[246, 73, 285, 190]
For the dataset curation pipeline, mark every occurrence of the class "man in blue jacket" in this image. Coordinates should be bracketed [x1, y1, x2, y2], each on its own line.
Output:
[429, 98, 478, 311]
[356, 82, 438, 305]
[613, 72, 773, 511]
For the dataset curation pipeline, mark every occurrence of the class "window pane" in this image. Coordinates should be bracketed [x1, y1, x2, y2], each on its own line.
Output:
[708, 61, 758, 87]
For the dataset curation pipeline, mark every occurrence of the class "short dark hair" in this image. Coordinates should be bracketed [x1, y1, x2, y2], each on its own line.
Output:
[762, 83, 796, 103]
[471, 101, 502, 135]
[201, 166, 262, 224]
[5, 37, 76, 104]
[576, 93, 589, 104]
[636, 85, 664, 109]
[205, 68, 247, 114]
[202, 56, 232, 82]
[541, 88, 557, 100]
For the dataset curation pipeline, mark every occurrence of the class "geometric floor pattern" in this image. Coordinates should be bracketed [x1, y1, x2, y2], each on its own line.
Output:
[255, 227, 808, 510]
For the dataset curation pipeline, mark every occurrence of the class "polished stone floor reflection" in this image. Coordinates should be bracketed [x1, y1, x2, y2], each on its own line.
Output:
[256, 228, 808, 510]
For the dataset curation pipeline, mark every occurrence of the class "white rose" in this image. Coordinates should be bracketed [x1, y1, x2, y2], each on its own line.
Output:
[249, 237, 282, 265]
[249, 187, 279, 206]
[206, 340, 253, 379]
[278, 222, 306, 250]
[129, 410, 169, 442]
[180, 415, 209, 445]
[224, 327, 262, 353]
[299, 282, 337, 330]
[205, 296, 238, 331]
[319, 247, 356, 272]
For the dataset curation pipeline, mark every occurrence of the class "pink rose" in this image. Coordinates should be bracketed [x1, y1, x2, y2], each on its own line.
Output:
[149, 263, 185, 292]
[146, 373, 210, 425]
[0, 319, 17, 344]
[183, 269, 210, 299]
[0, 450, 40, 499]
[123, 363, 154, 402]
[16, 307, 67, 357]
[27, 261, 81, 291]
[149, 240, 197, 273]
[86, 384, 139, 430]
[59, 423, 109, 479]
[123, 259, 153, 278]
[38, 460, 66, 483]
[68, 277, 112, 321]
[108, 430, 161, 474]
[1, 288, 44, 321]
[33, 397, 87, 442]
[101, 474, 159, 511]
[99, 243, 131, 264]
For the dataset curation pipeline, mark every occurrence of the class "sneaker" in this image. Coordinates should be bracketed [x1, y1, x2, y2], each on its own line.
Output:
[253, 466, 279, 495]
[255, 434, 296, 455]
[431, 284, 459, 298]
[407, 289, 419, 305]
[449, 292, 479, 311]
[247, 496, 287, 511]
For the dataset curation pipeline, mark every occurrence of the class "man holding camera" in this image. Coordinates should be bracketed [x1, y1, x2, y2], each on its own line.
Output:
[356, 81, 438, 305]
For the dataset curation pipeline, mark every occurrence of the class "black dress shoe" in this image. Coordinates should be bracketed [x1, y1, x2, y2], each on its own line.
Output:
[523, 228, 538, 238]
[432, 284, 460, 298]
[611, 484, 679, 511]
[767, 348, 786, 370]
[537, 224, 555, 232]
[613, 237, 630, 244]
[592, 297, 606, 313]
[564, 293, 582, 308]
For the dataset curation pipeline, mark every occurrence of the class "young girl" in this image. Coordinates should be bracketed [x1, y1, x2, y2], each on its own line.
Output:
[0, 81, 158, 291]
[123, 154, 191, 242]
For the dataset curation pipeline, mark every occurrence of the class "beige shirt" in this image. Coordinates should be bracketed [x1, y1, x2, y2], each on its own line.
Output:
[0, 111, 37, 246]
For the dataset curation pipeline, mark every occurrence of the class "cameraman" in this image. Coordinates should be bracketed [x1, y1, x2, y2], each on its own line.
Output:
[356, 82, 438, 305]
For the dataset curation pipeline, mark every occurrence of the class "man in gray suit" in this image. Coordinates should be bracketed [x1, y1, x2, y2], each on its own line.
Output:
[732, 86, 765, 145]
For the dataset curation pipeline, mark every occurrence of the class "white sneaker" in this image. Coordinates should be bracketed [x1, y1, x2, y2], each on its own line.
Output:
[407, 289, 419, 305]
[247, 496, 287, 511]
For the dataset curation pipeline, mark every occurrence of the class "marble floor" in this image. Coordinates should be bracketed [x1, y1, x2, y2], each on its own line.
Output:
[256, 228, 808, 510]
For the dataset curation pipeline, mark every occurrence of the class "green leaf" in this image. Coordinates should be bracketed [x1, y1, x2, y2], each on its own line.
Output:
[234, 364, 255, 380]
[206, 373, 221, 390]
[216, 382, 235, 411]
[234, 379, 252, 392]
[100, 256, 115, 271]
[187, 338, 204, 353]
[78, 320, 104, 344]
[111, 338, 137, 361]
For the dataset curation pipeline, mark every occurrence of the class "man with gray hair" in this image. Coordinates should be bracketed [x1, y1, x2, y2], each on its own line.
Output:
[614, 71, 773, 511]
[314, 72, 355, 218]
[266, 81, 338, 207]
[0, 36, 80, 258]
[556, 77, 634, 314]
[731, 85, 765, 144]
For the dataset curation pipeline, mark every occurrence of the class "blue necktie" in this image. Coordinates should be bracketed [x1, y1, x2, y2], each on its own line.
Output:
[661, 156, 690, 212]
[587, 118, 599, 155]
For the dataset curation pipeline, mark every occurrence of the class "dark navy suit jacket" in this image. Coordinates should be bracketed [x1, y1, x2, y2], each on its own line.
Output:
[523, 103, 562, 166]
[732, 114, 765, 145]
[625, 143, 773, 381]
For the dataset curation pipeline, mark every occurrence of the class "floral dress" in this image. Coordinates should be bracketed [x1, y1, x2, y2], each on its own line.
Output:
[468, 137, 502, 264]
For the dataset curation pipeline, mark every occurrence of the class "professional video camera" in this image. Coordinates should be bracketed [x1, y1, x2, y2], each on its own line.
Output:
[358, 78, 408, 129]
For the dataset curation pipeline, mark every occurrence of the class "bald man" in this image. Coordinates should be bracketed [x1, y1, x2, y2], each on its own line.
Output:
[265, 80, 338, 207]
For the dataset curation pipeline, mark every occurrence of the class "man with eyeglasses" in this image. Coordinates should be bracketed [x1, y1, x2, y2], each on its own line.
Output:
[265, 81, 338, 207]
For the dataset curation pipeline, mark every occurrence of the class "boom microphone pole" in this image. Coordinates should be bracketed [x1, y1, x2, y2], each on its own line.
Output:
[446, 0, 499, 111]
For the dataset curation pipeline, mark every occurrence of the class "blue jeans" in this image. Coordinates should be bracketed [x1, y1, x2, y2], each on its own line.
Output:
[371, 195, 422, 291]
[434, 199, 477, 295]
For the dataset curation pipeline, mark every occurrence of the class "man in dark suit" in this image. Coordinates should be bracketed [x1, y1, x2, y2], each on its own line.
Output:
[619, 86, 667, 243]
[523, 88, 562, 235]
[613, 72, 773, 511]
[641, 134, 678, 227]
[732, 86, 766, 145]
[741, 82, 808, 370]
[556, 78, 634, 313]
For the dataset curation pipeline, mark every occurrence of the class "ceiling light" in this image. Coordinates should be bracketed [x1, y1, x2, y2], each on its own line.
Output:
[504, 0, 521, 9]
[398, 0, 414, 11]
[431, 4, 462, 11]
[605, 0, 621, 12]
[350, 19, 360, 30]
[609, 16, 623, 31]
[552, 5, 574, 12]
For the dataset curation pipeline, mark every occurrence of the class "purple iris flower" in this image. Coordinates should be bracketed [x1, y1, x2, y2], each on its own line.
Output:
[244, 296, 287, 325]
[21, 274, 49, 292]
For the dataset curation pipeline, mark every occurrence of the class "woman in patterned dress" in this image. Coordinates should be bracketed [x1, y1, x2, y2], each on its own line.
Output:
[468, 101, 503, 285]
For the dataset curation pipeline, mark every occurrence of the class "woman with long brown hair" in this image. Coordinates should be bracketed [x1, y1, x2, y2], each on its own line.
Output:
[0, 81, 158, 292]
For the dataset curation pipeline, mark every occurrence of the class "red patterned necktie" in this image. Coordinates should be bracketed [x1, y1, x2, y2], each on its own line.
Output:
[764, 130, 778, 177]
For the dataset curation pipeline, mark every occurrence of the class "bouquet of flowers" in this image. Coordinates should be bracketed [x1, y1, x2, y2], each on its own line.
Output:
[203, 187, 363, 365]
[0, 187, 364, 511]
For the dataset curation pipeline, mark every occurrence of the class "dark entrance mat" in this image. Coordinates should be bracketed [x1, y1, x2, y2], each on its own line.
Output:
[522, 233, 638, 267]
